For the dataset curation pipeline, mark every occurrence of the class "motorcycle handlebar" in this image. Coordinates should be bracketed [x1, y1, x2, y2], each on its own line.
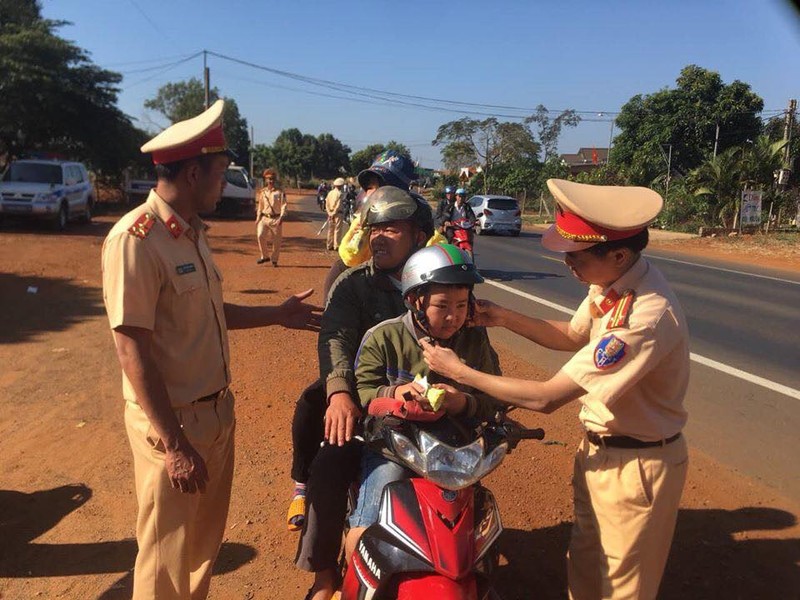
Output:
[517, 428, 545, 440]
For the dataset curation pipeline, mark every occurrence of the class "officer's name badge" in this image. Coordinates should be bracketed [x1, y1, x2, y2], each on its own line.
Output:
[594, 334, 627, 370]
[176, 263, 196, 275]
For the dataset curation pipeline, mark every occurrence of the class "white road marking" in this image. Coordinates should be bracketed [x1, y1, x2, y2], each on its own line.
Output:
[485, 279, 800, 401]
[645, 254, 800, 285]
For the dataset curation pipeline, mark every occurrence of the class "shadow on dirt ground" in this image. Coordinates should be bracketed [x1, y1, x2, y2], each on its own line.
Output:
[493, 506, 799, 599]
[0, 485, 257, 596]
[0, 218, 113, 238]
[479, 269, 565, 282]
[0, 273, 105, 344]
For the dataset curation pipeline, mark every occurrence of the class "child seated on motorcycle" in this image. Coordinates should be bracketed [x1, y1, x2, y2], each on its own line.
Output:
[343, 243, 502, 562]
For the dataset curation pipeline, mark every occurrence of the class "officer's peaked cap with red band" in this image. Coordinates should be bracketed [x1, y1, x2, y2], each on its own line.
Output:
[140, 99, 230, 165]
[542, 179, 663, 252]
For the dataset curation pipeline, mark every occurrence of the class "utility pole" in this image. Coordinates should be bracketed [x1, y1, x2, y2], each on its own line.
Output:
[249, 126, 254, 176]
[782, 99, 796, 167]
[203, 50, 210, 110]
[776, 99, 796, 190]
[664, 144, 672, 198]
[607, 120, 615, 164]
[713, 123, 720, 158]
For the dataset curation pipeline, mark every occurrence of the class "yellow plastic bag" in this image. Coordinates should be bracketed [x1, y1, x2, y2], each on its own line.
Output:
[426, 229, 448, 247]
[338, 215, 372, 267]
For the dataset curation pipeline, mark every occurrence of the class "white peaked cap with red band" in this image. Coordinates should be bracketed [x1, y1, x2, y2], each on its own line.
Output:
[542, 179, 663, 252]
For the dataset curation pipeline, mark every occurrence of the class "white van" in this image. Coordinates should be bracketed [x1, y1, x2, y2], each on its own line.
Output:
[124, 164, 256, 217]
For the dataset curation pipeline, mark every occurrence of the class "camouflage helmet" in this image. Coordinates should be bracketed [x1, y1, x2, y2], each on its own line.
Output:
[401, 244, 484, 299]
[362, 186, 434, 238]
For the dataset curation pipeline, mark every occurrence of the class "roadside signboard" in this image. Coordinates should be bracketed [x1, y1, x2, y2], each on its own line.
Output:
[740, 189, 763, 226]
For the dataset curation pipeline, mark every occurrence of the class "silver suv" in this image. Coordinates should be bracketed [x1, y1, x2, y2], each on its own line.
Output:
[0, 159, 95, 230]
[467, 195, 522, 236]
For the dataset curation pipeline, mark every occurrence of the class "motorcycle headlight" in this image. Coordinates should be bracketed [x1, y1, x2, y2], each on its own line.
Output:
[389, 429, 423, 470]
[425, 437, 486, 491]
[475, 441, 509, 479]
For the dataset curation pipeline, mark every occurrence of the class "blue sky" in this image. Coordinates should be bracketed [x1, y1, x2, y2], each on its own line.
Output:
[43, 0, 800, 169]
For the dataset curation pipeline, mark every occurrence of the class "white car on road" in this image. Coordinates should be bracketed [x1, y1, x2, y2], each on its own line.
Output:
[468, 194, 522, 236]
[0, 159, 95, 230]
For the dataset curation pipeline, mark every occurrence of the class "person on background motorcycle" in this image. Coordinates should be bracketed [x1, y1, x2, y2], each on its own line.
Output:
[422, 179, 690, 600]
[434, 185, 456, 232]
[441, 188, 477, 245]
[317, 180, 330, 209]
[293, 187, 434, 600]
[343, 243, 502, 564]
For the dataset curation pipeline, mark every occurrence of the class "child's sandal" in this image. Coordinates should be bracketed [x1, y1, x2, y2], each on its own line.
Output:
[287, 495, 306, 531]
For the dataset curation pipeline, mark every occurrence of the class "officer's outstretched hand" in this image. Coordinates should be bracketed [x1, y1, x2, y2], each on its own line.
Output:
[166, 440, 209, 494]
[325, 392, 361, 446]
[470, 299, 506, 328]
[279, 289, 323, 331]
[421, 338, 467, 382]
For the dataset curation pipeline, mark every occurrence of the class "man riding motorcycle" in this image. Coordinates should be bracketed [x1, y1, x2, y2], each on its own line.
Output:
[440, 188, 477, 247]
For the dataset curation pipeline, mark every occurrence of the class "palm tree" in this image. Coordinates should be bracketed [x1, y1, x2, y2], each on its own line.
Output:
[739, 136, 787, 212]
[689, 147, 743, 228]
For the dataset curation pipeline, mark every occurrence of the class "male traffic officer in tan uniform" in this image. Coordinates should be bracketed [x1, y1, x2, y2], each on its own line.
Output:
[101, 100, 321, 599]
[255, 168, 287, 266]
[324, 177, 345, 251]
[423, 179, 689, 600]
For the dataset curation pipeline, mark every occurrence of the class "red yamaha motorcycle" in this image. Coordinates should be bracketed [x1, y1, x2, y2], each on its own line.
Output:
[341, 405, 544, 599]
[449, 218, 476, 260]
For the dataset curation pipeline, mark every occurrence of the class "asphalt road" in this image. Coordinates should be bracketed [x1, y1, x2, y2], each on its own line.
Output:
[298, 196, 800, 501]
[471, 229, 800, 502]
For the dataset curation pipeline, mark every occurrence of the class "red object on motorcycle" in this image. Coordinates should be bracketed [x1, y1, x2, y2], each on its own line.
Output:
[367, 397, 445, 422]
[396, 573, 478, 599]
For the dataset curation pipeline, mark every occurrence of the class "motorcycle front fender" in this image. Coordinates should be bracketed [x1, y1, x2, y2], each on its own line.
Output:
[397, 573, 477, 600]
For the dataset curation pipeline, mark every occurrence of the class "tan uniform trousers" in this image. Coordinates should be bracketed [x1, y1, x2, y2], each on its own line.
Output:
[326, 214, 342, 250]
[125, 391, 236, 600]
[568, 435, 688, 600]
[257, 217, 283, 264]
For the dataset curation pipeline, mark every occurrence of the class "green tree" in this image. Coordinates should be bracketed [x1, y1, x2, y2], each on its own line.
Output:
[688, 147, 744, 228]
[313, 133, 351, 178]
[145, 78, 251, 166]
[432, 118, 542, 193]
[764, 113, 799, 178]
[612, 65, 764, 185]
[251, 143, 273, 177]
[271, 128, 317, 187]
[525, 105, 581, 161]
[0, 0, 144, 174]
[350, 141, 411, 174]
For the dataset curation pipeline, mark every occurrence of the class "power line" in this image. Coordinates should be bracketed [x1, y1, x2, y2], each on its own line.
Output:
[206, 50, 618, 117]
[122, 52, 203, 90]
[118, 49, 791, 124]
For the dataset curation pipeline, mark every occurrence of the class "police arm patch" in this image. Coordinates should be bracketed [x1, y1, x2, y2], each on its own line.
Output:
[593, 334, 627, 370]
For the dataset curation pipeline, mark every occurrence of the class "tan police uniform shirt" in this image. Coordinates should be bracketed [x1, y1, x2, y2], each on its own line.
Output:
[102, 190, 231, 408]
[561, 257, 689, 441]
[259, 188, 286, 220]
[325, 188, 342, 217]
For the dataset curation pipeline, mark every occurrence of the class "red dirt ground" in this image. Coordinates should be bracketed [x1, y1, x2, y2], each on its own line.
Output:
[0, 193, 797, 599]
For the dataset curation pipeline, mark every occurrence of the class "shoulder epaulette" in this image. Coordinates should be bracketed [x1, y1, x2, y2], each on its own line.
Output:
[128, 212, 156, 239]
[607, 289, 635, 330]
